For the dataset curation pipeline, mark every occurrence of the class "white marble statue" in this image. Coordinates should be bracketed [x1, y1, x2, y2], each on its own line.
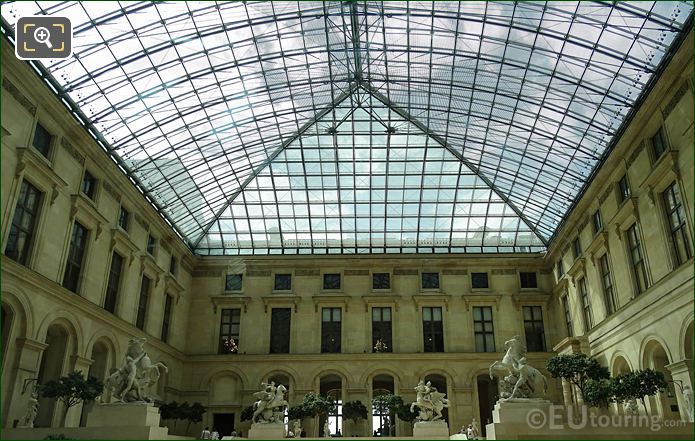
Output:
[252, 381, 288, 424]
[489, 336, 547, 400]
[470, 417, 480, 439]
[683, 385, 694, 422]
[410, 380, 449, 421]
[103, 337, 168, 403]
[323, 419, 331, 437]
[292, 420, 302, 438]
[624, 398, 639, 416]
[18, 390, 39, 428]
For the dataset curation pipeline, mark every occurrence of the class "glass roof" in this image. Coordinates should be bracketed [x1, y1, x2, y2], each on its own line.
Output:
[1, 1, 692, 254]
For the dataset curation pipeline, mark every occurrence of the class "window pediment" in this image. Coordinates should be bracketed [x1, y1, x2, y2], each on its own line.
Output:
[312, 294, 350, 312]
[15, 146, 66, 206]
[70, 193, 108, 240]
[211, 295, 251, 313]
[110, 227, 138, 266]
[261, 295, 299, 313]
[462, 294, 502, 311]
[610, 197, 639, 235]
[512, 292, 550, 311]
[413, 294, 451, 311]
[640, 151, 680, 206]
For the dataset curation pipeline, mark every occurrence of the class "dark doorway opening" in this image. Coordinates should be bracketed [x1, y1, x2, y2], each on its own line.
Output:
[213, 413, 235, 437]
[476, 375, 498, 436]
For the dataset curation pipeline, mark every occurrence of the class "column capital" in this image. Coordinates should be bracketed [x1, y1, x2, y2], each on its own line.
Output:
[16, 337, 48, 353]
[70, 354, 94, 372]
[666, 359, 693, 376]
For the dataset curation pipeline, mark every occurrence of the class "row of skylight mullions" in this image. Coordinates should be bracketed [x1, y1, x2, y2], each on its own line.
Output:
[196, 246, 547, 256]
[1, 1, 691, 252]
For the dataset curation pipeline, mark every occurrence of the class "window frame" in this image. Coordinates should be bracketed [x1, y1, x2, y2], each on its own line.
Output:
[322, 273, 342, 291]
[522, 305, 546, 352]
[219, 308, 241, 354]
[372, 272, 391, 291]
[4, 179, 43, 266]
[371, 306, 393, 353]
[269, 307, 292, 354]
[626, 223, 649, 295]
[650, 126, 668, 162]
[31, 121, 54, 159]
[473, 306, 495, 352]
[591, 209, 603, 235]
[62, 221, 89, 293]
[146, 233, 157, 256]
[578, 277, 594, 332]
[422, 306, 444, 353]
[519, 271, 538, 289]
[103, 251, 124, 314]
[161, 293, 174, 343]
[321, 307, 342, 353]
[273, 273, 292, 292]
[618, 174, 631, 203]
[80, 169, 98, 201]
[598, 253, 618, 316]
[420, 272, 440, 290]
[562, 295, 573, 337]
[662, 182, 692, 267]
[470, 272, 489, 290]
[136, 274, 152, 330]
[225, 274, 243, 292]
[118, 206, 130, 232]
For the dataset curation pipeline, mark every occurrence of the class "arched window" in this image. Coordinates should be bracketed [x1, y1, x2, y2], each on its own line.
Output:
[320, 375, 342, 436]
[372, 374, 394, 437]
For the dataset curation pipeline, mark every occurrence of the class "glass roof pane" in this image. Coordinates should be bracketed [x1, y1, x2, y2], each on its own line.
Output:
[1, 1, 691, 253]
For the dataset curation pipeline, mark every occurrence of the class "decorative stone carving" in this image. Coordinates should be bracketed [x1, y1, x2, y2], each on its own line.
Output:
[683, 385, 694, 422]
[292, 420, 301, 438]
[323, 419, 331, 437]
[103, 337, 168, 403]
[18, 390, 39, 428]
[410, 380, 449, 421]
[251, 381, 288, 424]
[489, 335, 547, 400]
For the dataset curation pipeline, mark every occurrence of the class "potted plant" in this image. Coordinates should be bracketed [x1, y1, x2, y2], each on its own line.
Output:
[611, 369, 667, 416]
[38, 371, 103, 427]
[342, 400, 368, 436]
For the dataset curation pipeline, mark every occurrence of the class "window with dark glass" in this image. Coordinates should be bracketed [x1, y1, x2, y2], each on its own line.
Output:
[626, 224, 649, 294]
[592, 210, 602, 234]
[5, 180, 42, 265]
[572, 238, 581, 260]
[651, 127, 668, 160]
[323, 273, 341, 290]
[136, 275, 151, 330]
[274, 273, 292, 291]
[618, 175, 631, 203]
[371, 307, 392, 352]
[118, 206, 130, 231]
[421, 272, 439, 289]
[471, 272, 489, 289]
[556, 260, 564, 278]
[269, 308, 291, 353]
[519, 272, 537, 289]
[169, 256, 177, 276]
[599, 254, 617, 315]
[473, 306, 495, 352]
[372, 273, 390, 289]
[62, 221, 88, 293]
[32, 122, 52, 158]
[422, 307, 444, 352]
[219, 308, 241, 354]
[562, 296, 573, 337]
[578, 278, 594, 332]
[146, 234, 156, 255]
[225, 274, 243, 291]
[321, 307, 342, 353]
[161, 294, 173, 343]
[663, 183, 691, 266]
[81, 170, 97, 200]
[104, 252, 123, 314]
[523, 306, 546, 352]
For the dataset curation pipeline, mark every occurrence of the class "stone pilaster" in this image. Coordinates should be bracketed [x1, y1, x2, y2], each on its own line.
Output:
[666, 359, 693, 421]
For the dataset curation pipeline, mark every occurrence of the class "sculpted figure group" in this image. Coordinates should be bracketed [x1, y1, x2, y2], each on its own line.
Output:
[104, 337, 168, 403]
[252, 381, 288, 424]
[410, 380, 449, 422]
[489, 335, 547, 400]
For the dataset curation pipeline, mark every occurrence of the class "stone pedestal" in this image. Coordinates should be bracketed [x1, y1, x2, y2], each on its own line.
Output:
[485, 399, 554, 440]
[248, 422, 285, 439]
[84, 403, 169, 439]
[412, 420, 450, 439]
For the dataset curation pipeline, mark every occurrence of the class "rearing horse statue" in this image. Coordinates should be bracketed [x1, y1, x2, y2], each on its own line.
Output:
[252, 383, 288, 423]
[489, 335, 524, 380]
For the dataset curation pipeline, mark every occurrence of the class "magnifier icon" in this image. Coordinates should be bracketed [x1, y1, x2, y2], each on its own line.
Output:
[33, 26, 52, 49]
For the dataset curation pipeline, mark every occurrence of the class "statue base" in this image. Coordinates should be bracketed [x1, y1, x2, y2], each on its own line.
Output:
[485, 399, 553, 440]
[83, 402, 168, 439]
[248, 422, 285, 439]
[412, 420, 450, 439]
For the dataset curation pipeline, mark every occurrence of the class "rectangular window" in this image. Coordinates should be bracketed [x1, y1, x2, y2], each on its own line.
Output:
[104, 252, 123, 314]
[626, 224, 649, 294]
[422, 307, 444, 352]
[371, 307, 392, 352]
[225, 274, 243, 291]
[219, 308, 241, 354]
[81, 170, 97, 200]
[572, 238, 582, 260]
[473, 306, 495, 352]
[618, 175, 631, 203]
[592, 210, 603, 234]
[519, 272, 537, 289]
[323, 273, 341, 290]
[146, 234, 156, 255]
[32, 122, 52, 158]
[421, 272, 439, 289]
[321, 307, 342, 353]
[651, 127, 668, 160]
[372, 273, 390, 289]
[579, 278, 594, 332]
[523, 306, 546, 352]
[556, 260, 564, 278]
[161, 294, 173, 343]
[136, 275, 151, 330]
[663, 183, 692, 266]
[5, 180, 42, 265]
[599, 254, 617, 315]
[269, 308, 291, 353]
[471, 272, 489, 289]
[169, 256, 177, 276]
[274, 274, 292, 291]
[62, 221, 89, 293]
[118, 207, 130, 231]
[562, 296, 573, 337]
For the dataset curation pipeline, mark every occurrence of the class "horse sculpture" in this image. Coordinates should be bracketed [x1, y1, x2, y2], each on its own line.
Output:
[104, 337, 168, 403]
[410, 380, 449, 421]
[489, 336, 547, 400]
[252, 383, 288, 423]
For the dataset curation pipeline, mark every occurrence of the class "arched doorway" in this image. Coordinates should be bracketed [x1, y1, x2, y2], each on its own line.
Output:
[80, 341, 111, 426]
[371, 374, 394, 437]
[476, 374, 498, 436]
[611, 356, 631, 415]
[35, 325, 69, 427]
[424, 374, 449, 423]
[642, 340, 679, 419]
[320, 375, 343, 436]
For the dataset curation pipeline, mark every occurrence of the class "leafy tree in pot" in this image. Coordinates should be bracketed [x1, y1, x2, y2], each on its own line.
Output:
[546, 353, 610, 401]
[612, 369, 667, 416]
[159, 401, 207, 435]
[38, 371, 103, 427]
[342, 400, 368, 436]
[371, 393, 416, 435]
